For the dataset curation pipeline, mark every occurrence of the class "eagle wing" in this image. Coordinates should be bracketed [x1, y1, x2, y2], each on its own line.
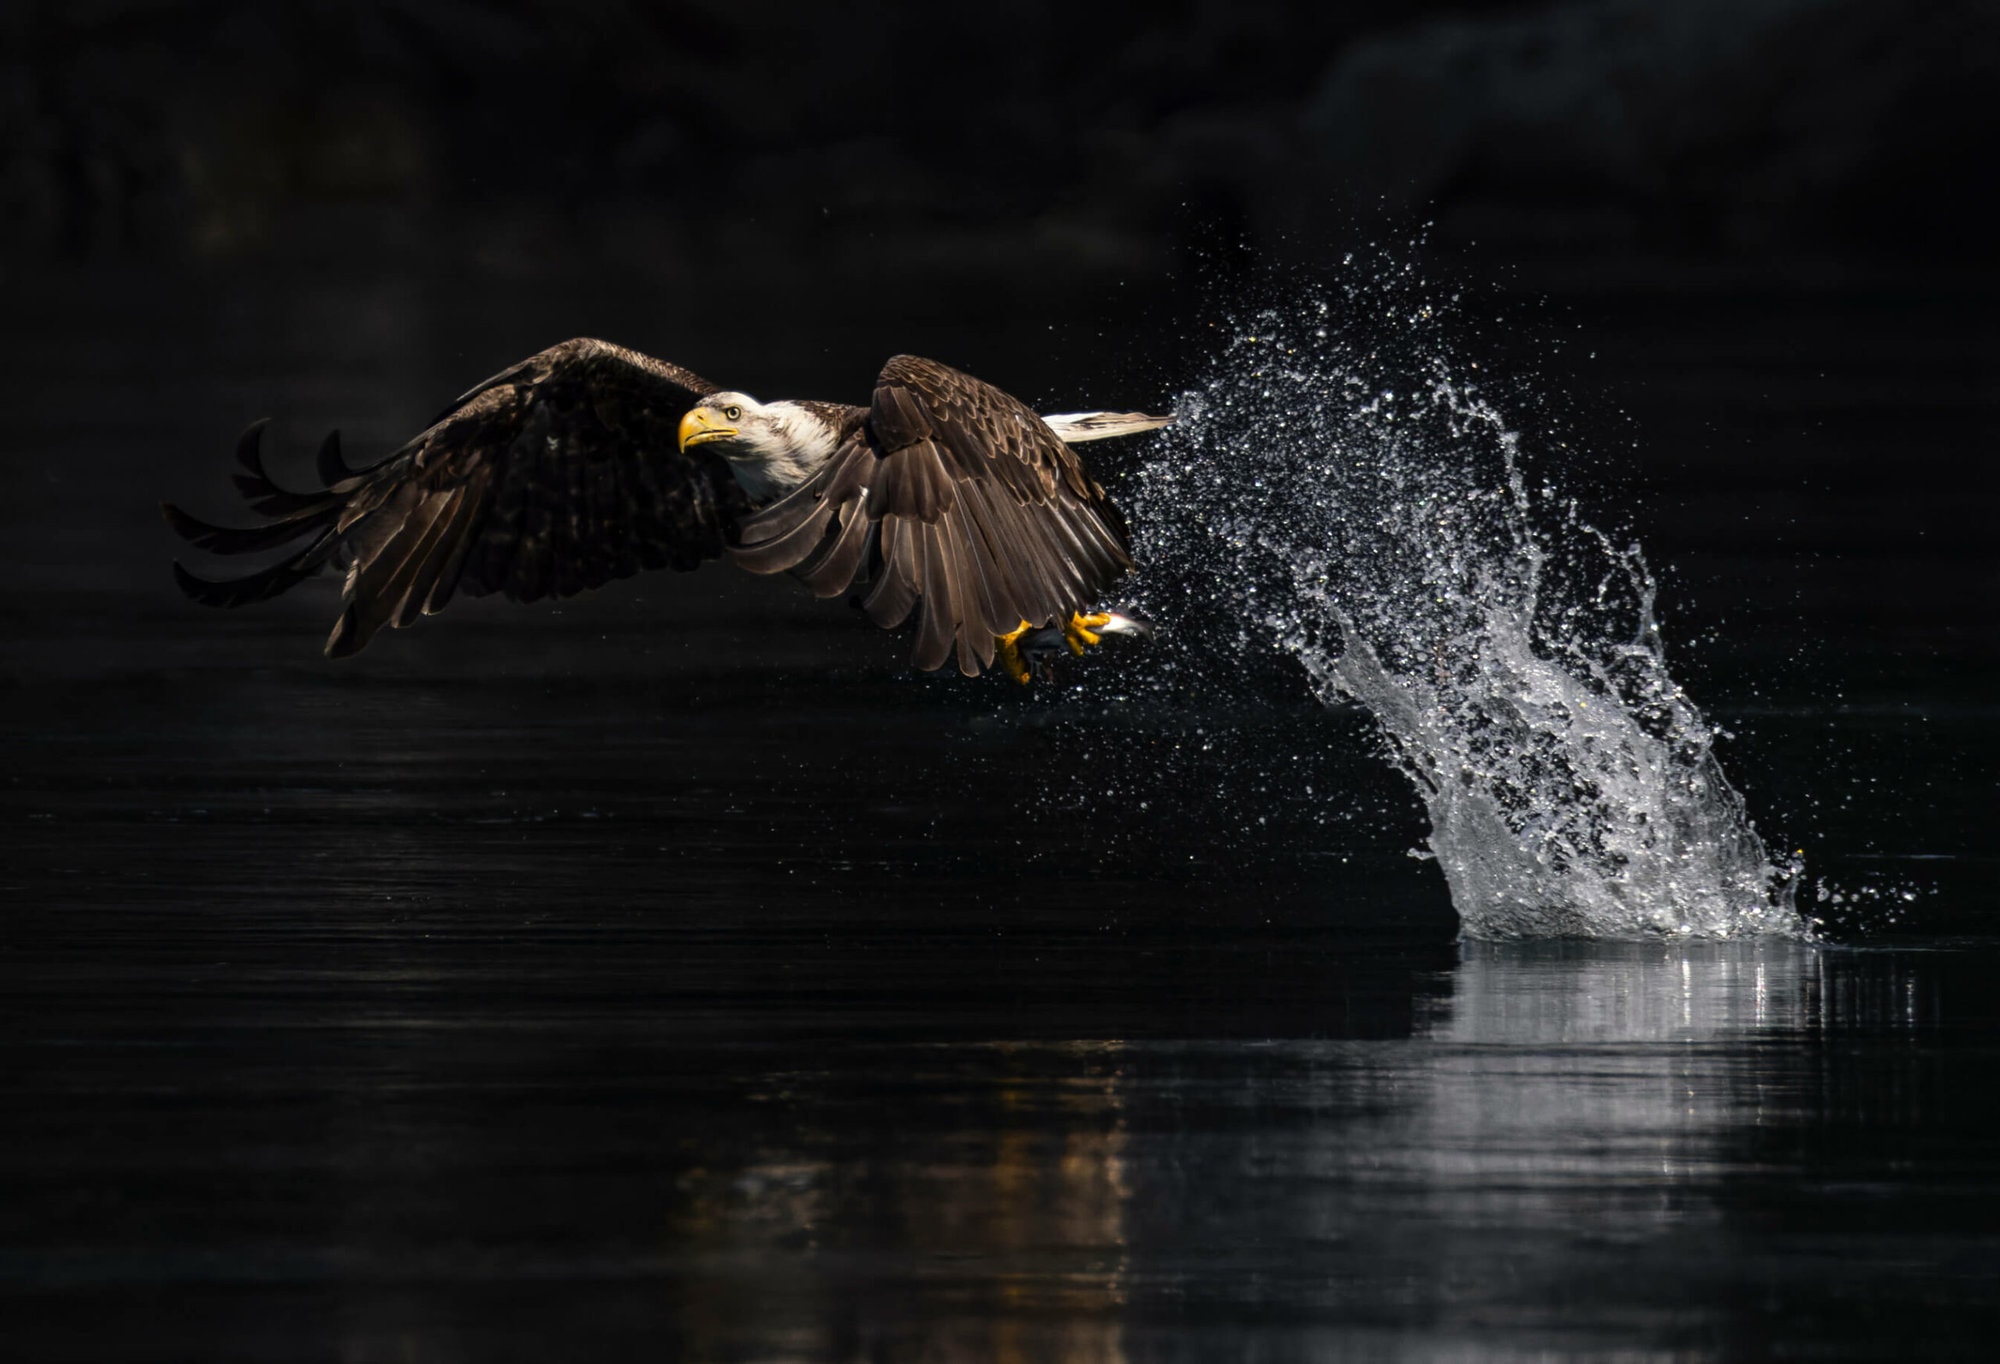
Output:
[165, 338, 749, 657]
[729, 354, 1135, 677]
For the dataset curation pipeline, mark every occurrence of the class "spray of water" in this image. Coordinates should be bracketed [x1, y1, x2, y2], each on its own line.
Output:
[1126, 265, 1804, 939]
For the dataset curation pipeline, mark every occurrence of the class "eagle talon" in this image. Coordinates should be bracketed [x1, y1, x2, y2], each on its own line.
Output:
[995, 619, 1035, 685]
[998, 611, 1148, 683]
[1064, 611, 1111, 655]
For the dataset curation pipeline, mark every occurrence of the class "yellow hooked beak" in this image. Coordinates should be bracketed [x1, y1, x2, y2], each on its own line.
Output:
[678, 406, 738, 451]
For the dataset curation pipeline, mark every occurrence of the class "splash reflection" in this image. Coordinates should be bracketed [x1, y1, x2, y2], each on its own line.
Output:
[1398, 941, 1826, 1241]
[1434, 939, 1822, 1042]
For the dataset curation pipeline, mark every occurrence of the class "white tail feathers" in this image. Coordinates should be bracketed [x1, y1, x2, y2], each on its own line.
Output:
[1039, 410, 1176, 443]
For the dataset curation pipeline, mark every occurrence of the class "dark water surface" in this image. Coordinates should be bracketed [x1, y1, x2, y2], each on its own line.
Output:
[7, 653, 1998, 1361]
[3, 264, 1997, 1358]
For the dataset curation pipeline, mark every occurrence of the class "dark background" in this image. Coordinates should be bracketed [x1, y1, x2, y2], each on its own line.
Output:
[4, 0, 1993, 882]
[10, 0, 1996, 267]
[4, 0, 1995, 668]
[3, 3, 1998, 1359]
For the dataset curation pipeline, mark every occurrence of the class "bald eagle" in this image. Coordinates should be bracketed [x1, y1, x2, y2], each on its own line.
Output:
[164, 339, 1172, 682]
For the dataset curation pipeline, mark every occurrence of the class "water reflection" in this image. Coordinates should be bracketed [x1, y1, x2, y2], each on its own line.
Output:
[638, 940, 1950, 1360]
[1435, 939, 1822, 1041]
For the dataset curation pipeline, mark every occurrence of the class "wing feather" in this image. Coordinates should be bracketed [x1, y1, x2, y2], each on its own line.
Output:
[416, 464, 493, 618]
[165, 338, 748, 656]
[911, 522, 957, 673]
[161, 499, 339, 557]
[727, 354, 1143, 676]
[798, 502, 875, 600]
[859, 517, 920, 629]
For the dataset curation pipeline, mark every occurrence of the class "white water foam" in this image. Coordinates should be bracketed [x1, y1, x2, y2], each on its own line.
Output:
[1129, 272, 1803, 939]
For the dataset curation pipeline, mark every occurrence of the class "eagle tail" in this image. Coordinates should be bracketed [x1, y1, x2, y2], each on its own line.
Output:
[1038, 410, 1175, 443]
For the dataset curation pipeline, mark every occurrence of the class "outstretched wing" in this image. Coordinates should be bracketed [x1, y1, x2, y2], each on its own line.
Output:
[165, 338, 750, 657]
[729, 354, 1137, 677]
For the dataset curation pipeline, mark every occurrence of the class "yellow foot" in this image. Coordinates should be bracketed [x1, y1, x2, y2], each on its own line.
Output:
[994, 613, 1118, 683]
[994, 619, 1035, 685]
[1064, 611, 1112, 657]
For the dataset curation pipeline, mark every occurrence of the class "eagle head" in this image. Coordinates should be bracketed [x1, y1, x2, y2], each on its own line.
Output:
[679, 392, 837, 503]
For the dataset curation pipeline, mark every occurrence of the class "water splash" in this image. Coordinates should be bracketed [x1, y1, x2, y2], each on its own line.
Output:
[1128, 268, 1803, 939]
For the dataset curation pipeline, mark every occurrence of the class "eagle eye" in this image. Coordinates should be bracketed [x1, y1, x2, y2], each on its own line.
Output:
[723, 405, 742, 421]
